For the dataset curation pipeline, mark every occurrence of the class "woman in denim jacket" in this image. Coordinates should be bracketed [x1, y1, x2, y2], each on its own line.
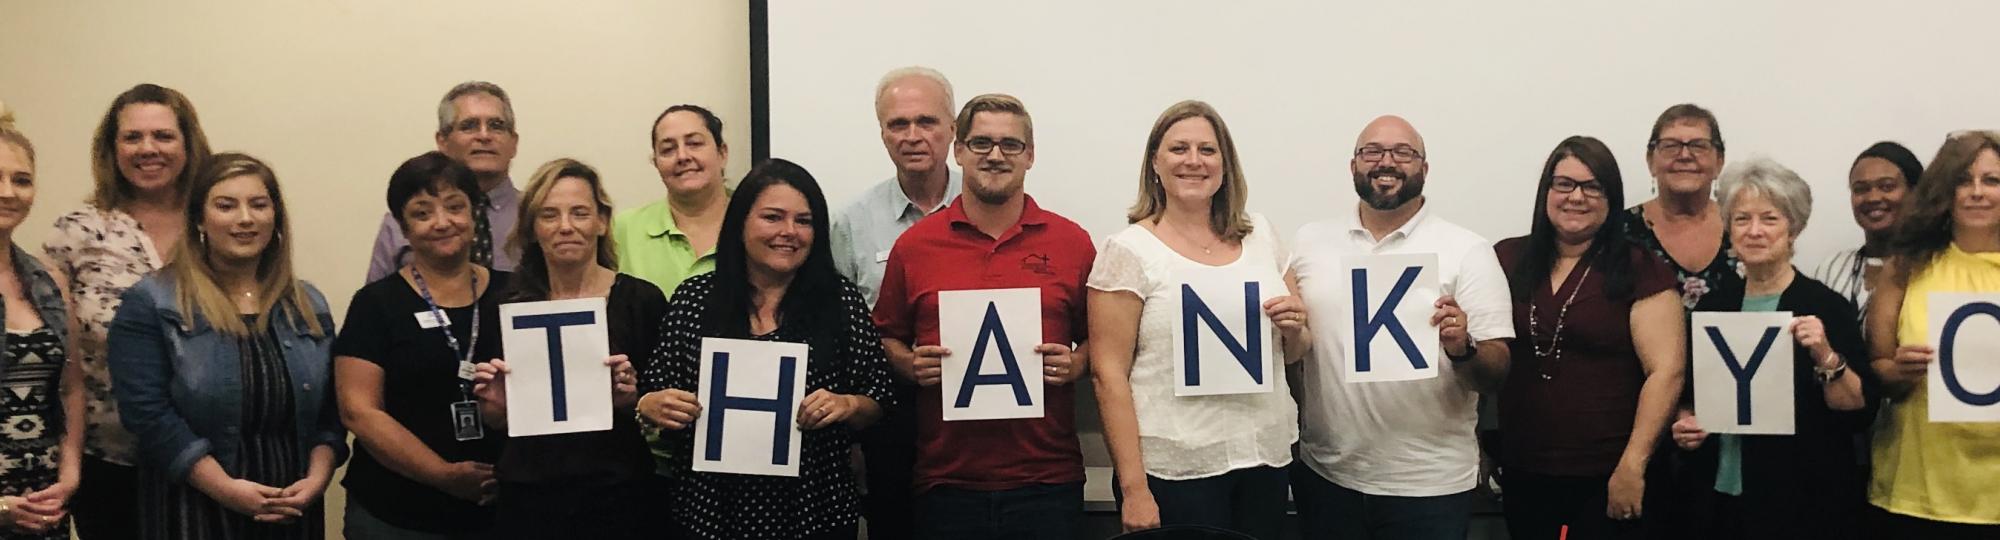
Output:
[108, 153, 346, 540]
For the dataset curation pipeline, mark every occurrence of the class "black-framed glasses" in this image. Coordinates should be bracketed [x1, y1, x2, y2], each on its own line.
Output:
[1355, 145, 1423, 164]
[1651, 138, 1717, 157]
[1550, 177, 1606, 198]
[964, 137, 1028, 156]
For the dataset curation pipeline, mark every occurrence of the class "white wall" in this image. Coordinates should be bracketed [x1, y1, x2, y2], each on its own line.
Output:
[771, 0, 2000, 267]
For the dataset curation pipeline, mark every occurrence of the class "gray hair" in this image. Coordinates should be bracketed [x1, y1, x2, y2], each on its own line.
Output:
[435, 81, 515, 137]
[874, 66, 954, 117]
[1717, 155, 1813, 238]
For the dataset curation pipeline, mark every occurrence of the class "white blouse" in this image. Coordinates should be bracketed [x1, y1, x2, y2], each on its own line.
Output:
[1086, 213, 1298, 480]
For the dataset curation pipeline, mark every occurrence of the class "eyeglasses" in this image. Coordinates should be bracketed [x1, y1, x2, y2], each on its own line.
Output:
[455, 118, 513, 135]
[1651, 138, 1717, 158]
[964, 137, 1028, 156]
[1355, 145, 1423, 164]
[1551, 177, 1606, 198]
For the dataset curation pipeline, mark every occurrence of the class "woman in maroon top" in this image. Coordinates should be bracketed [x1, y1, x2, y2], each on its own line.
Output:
[1495, 136, 1686, 540]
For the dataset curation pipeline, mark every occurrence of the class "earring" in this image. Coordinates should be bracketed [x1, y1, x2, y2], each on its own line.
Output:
[199, 230, 207, 245]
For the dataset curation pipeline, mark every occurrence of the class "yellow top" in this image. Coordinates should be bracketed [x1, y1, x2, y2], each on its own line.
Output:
[1873, 243, 2000, 524]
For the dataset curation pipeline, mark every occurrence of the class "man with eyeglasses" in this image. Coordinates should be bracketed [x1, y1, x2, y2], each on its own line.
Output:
[873, 94, 1094, 540]
[1286, 115, 1514, 539]
[831, 66, 963, 540]
[366, 81, 523, 282]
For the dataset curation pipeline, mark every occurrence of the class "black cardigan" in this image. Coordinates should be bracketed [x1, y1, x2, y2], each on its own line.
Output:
[1679, 269, 1879, 538]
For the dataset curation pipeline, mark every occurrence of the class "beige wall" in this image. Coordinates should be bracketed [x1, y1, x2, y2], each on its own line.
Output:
[0, 0, 749, 534]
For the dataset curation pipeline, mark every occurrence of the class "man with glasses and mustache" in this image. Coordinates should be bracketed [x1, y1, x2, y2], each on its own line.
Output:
[1286, 115, 1514, 539]
[873, 94, 1093, 540]
[366, 81, 523, 283]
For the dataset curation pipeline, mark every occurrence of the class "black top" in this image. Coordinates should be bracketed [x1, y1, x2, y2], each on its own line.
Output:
[640, 273, 896, 540]
[496, 273, 666, 486]
[1625, 205, 1745, 310]
[332, 270, 512, 534]
[1681, 271, 1879, 537]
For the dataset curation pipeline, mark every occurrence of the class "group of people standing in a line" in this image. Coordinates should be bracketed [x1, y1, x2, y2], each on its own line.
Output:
[0, 63, 1989, 540]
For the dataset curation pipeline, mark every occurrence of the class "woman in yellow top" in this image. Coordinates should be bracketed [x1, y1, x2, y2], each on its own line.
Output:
[1867, 130, 2000, 538]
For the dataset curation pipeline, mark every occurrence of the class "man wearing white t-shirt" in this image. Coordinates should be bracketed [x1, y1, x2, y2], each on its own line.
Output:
[1288, 115, 1513, 539]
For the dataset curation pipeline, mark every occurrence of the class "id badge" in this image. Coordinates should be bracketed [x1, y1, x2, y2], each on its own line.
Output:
[451, 401, 485, 441]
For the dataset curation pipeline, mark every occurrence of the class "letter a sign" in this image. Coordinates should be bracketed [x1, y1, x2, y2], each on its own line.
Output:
[1342, 254, 1441, 382]
[1172, 266, 1282, 396]
[938, 288, 1044, 421]
[1928, 293, 2000, 423]
[501, 297, 613, 437]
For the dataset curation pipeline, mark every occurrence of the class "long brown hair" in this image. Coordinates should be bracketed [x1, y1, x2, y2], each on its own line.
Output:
[1127, 100, 1253, 242]
[1889, 130, 2000, 285]
[88, 84, 213, 211]
[505, 158, 618, 302]
[165, 153, 322, 337]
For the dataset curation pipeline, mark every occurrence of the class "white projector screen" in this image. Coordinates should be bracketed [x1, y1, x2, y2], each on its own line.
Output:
[767, 0, 2000, 265]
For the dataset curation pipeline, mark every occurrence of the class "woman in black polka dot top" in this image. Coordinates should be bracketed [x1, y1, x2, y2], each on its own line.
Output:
[636, 159, 895, 540]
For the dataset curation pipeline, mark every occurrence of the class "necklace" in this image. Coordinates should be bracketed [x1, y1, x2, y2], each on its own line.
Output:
[1164, 220, 1221, 255]
[1528, 260, 1594, 380]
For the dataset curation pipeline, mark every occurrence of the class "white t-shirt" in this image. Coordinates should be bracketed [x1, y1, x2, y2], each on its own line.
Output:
[1086, 214, 1298, 480]
[1289, 201, 1513, 497]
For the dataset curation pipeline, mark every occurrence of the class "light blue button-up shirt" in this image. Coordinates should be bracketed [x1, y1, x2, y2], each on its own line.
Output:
[830, 170, 960, 307]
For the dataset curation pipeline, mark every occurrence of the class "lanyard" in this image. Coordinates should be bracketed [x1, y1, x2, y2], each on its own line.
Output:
[411, 266, 481, 397]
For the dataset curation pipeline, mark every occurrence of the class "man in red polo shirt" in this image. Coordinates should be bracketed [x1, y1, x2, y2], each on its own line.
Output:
[873, 93, 1094, 540]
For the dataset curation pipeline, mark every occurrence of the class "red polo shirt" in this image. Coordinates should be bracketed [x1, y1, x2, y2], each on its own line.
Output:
[873, 194, 1094, 493]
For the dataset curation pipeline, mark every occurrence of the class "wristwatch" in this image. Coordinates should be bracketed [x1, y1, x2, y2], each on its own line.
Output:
[1447, 344, 1479, 363]
[1815, 353, 1849, 384]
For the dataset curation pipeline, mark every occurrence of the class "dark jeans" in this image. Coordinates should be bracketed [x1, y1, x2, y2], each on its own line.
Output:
[492, 477, 674, 540]
[859, 387, 917, 540]
[1112, 466, 1289, 540]
[1500, 469, 1640, 540]
[72, 455, 139, 540]
[1871, 505, 2000, 540]
[1288, 462, 1471, 540]
[913, 482, 1083, 540]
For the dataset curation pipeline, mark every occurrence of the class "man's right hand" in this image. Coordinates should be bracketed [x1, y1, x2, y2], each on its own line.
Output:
[908, 346, 949, 387]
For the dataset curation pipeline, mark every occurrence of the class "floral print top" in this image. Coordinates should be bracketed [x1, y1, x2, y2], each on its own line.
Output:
[1623, 204, 1743, 310]
[42, 206, 165, 465]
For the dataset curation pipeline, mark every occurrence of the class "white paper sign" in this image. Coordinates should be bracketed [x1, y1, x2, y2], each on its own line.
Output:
[1341, 254, 1441, 382]
[938, 288, 1044, 421]
[692, 338, 809, 477]
[501, 297, 613, 437]
[1171, 266, 1282, 396]
[1928, 293, 2000, 423]
[1692, 311, 1796, 435]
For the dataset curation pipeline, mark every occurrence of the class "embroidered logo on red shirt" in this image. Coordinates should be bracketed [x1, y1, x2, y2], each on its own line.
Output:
[1021, 254, 1055, 276]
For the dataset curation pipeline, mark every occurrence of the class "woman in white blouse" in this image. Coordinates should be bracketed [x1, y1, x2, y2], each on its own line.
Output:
[1087, 100, 1309, 540]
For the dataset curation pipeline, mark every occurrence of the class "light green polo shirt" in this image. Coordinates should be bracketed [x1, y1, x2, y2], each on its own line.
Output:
[612, 196, 721, 296]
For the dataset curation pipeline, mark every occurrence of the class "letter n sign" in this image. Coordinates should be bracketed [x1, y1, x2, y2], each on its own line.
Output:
[1172, 266, 1281, 396]
[1927, 293, 2000, 423]
[693, 337, 809, 477]
[1342, 253, 1441, 383]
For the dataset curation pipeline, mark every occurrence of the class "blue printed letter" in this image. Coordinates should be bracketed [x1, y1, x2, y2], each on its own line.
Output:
[953, 301, 1033, 408]
[1939, 302, 2000, 407]
[1351, 267, 1426, 372]
[702, 352, 798, 465]
[1182, 282, 1264, 386]
[1705, 325, 1781, 425]
[512, 311, 597, 421]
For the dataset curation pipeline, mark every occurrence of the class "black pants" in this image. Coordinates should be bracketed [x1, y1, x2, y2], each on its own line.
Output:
[72, 455, 139, 540]
[492, 477, 675, 540]
[1501, 469, 1641, 540]
[859, 385, 917, 540]
[1112, 466, 1288, 540]
[1871, 506, 2000, 540]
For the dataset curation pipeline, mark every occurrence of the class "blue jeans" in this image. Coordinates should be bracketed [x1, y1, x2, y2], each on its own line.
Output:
[914, 482, 1083, 540]
[1289, 462, 1472, 540]
[1113, 466, 1290, 540]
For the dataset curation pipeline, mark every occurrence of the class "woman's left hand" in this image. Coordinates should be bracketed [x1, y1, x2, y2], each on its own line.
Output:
[606, 355, 638, 408]
[1791, 316, 1835, 363]
[1, 493, 63, 533]
[262, 474, 331, 524]
[798, 390, 859, 430]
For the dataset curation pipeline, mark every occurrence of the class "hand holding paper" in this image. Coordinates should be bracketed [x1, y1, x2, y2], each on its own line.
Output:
[1262, 295, 1308, 337]
[1671, 410, 1708, 451]
[798, 389, 871, 430]
[907, 345, 949, 387]
[1037, 343, 1081, 386]
[639, 389, 702, 430]
[1431, 295, 1471, 356]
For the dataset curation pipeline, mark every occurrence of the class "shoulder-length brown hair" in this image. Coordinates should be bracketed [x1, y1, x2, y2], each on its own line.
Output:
[1890, 130, 2000, 284]
[1128, 100, 1253, 242]
[505, 158, 618, 302]
[89, 84, 213, 211]
[165, 152, 322, 337]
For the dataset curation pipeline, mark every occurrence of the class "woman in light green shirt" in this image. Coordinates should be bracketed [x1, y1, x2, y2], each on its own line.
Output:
[613, 104, 732, 295]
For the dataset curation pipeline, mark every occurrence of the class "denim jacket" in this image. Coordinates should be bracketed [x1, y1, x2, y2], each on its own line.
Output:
[106, 273, 347, 480]
[1, 243, 69, 350]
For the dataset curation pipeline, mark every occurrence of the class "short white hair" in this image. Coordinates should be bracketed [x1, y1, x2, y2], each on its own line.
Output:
[1717, 155, 1813, 238]
[874, 66, 954, 117]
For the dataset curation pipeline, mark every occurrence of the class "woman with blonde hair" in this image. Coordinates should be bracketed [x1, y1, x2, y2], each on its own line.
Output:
[108, 153, 345, 539]
[1087, 100, 1307, 539]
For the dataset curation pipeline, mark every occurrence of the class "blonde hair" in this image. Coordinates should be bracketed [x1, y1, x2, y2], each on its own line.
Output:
[1128, 100, 1253, 242]
[166, 153, 323, 337]
[953, 93, 1034, 144]
[506, 158, 618, 301]
[88, 84, 213, 211]
[0, 99, 31, 165]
